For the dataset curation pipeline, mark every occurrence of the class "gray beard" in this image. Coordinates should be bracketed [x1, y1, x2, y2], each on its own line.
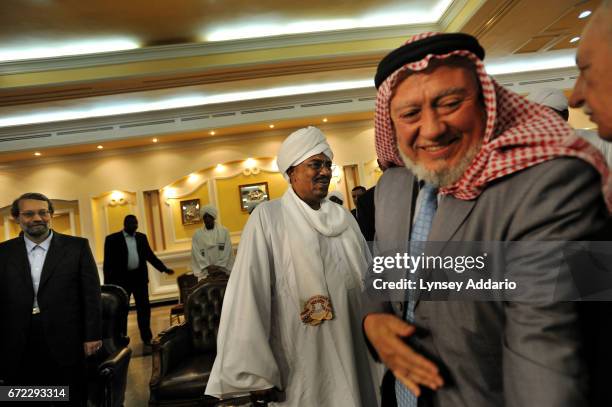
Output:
[397, 140, 482, 187]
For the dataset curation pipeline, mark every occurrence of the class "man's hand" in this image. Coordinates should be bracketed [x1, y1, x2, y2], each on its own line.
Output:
[364, 313, 443, 396]
[165, 268, 175, 275]
[84, 340, 103, 356]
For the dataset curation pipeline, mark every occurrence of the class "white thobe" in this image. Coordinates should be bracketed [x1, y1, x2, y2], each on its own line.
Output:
[205, 199, 380, 407]
[191, 224, 234, 278]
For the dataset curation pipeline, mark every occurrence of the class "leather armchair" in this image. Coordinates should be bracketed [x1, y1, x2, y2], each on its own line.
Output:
[169, 273, 198, 325]
[88, 284, 132, 407]
[149, 274, 228, 407]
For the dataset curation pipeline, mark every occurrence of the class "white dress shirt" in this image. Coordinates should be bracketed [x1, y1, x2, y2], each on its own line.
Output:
[123, 230, 140, 270]
[24, 231, 53, 310]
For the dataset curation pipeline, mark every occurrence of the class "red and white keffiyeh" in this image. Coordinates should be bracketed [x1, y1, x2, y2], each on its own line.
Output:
[375, 32, 612, 211]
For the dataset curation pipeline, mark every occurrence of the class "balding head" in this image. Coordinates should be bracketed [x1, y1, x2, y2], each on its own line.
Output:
[569, 1, 612, 139]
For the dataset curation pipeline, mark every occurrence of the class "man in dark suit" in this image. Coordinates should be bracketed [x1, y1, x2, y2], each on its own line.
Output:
[350, 186, 366, 220]
[0, 192, 102, 405]
[356, 160, 392, 242]
[103, 215, 173, 347]
[356, 187, 375, 242]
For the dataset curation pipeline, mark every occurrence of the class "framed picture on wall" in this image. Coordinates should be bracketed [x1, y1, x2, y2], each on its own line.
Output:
[180, 199, 201, 225]
[239, 182, 269, 212]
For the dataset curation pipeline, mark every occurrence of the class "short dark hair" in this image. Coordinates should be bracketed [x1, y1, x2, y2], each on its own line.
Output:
[11, 192, 54, 219]
[123, 214, 138, 225]
[553, 108, 570, 122]
[352, 186, 367, 193]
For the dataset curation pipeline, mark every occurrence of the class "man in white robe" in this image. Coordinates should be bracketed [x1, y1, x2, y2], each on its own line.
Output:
[205, 126, 379, 406]
[191, 204, 234, 279]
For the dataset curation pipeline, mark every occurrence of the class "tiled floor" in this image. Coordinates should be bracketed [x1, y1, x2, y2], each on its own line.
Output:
[124, 304, 175, 407]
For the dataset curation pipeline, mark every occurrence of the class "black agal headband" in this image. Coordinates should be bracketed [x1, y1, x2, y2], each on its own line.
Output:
[374, 33, 485, 89]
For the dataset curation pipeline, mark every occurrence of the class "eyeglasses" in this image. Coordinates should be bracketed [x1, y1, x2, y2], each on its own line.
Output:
[306, 160, 333, 172]
[20, 210, 52, 219]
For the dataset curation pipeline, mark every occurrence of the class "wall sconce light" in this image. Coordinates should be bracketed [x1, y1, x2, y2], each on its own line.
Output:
[187, 173, 200, 183]
[331, 164, 341, 178]
[243, 158, 259, 175]
[331, 164, 342, 184]
[215, 163, 225, 173]
[164, 187, 177, 199]
[243, 167, 261, 176]
[109, 190, 126, 206]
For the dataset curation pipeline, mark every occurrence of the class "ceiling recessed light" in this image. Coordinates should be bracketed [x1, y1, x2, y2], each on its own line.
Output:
[34, 152, 41, 156]
[322, 118, 328, 122]
[97, 145, 104, 149]
[578, 10, 591, 19]
[269, 124, 275, 129]
[209, 130, 216, 135]
[570, 36, 580, 43]
[152, 138, 158, 143]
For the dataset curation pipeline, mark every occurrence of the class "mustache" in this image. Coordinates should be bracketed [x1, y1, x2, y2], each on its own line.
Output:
[420, 131, 461, 145]
[314, 176, 331, 183]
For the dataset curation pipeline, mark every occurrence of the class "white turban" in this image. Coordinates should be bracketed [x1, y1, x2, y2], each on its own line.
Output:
[200, 204, 218, 219]
[328, 190, 344, 202]
[527, 88, 568, 112]
[277, 126, 333, 182]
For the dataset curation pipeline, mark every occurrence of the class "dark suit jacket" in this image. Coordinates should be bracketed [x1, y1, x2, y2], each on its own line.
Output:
[366, 159, 608, 406]
[0, 232, 101, 378]
[103, 231, 167, 285]
[356, 186, 376, 242]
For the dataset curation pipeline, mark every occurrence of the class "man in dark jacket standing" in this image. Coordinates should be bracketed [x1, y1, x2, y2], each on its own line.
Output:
[103, 215, 173, 347]
[0, 192, 101, 406]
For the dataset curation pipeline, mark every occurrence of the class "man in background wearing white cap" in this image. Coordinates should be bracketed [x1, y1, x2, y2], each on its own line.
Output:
[570, 1, 612, 140]
[205, 126, 379, 406]
[528, 87, 612, 167]
[191, 204, 234, 279]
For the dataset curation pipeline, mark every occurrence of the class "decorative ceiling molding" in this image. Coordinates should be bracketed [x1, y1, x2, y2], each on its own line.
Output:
[0, 64, 580, 162]
[0, 54, 381, 107]
[473, 0, 517, 38]
[439, 0, 470, 30]
[493, 66, 578, 91]
[0, 119, 373, 171]
[0, 87, 377, 153]
[0, 23, 439, 76]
